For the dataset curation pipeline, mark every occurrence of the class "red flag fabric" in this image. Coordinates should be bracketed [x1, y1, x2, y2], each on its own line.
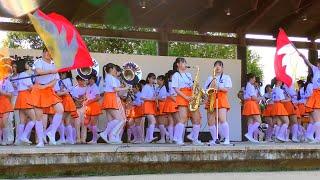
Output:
[274, 28, 297, 87]
[28, 10, 93, 72]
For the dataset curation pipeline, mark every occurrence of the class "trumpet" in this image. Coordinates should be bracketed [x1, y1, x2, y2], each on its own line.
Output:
[206, 67, 218, 113]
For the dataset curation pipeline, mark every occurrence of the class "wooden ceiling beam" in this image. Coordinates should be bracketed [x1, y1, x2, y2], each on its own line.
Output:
[305, 23, 320, 38]
[272, 0, 318, 34]
[0, 22, 318, 49]
[237, 0, 279, 33]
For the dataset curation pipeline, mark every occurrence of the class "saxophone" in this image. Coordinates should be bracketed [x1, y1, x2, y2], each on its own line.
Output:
[189, 66, 205, 112]
[206, 67, 218, 113]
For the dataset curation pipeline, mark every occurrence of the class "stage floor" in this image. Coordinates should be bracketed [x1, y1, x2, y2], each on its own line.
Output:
[1, 142, 320, 178]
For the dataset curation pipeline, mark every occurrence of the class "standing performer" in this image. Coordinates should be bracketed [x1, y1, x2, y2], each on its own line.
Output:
[0, 64, 14, 145]
[163, 70, 178, 143]
[28, 48, 64, 146]
[300, 53, 320, 143]
[303, 74, 315, 141]
[204, 61, 232, 145]
[262, 84, 274, 142]
[296, 80, 306, 142]
[84, 75, 102, 144]
[8, 62, 19, 145]
[155, 75, 168, 144]
[242, 73, 261, 143]
[13, 61, 39, 146]
[271, 79, 290, 142]
[141, 73, 158, 143]
[172, 57, 202, 145]
[100, 63, 129, 144]
[72, 75, 87, 144]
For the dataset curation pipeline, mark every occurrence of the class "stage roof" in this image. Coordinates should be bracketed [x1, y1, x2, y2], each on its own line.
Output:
[1, 0, 320, 48]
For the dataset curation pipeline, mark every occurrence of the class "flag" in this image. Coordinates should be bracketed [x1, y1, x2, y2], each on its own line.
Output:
[28, 10, 93, 72]
[274, 28, 300, 87]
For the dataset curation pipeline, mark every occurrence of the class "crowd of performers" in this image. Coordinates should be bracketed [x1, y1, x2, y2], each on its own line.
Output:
[0, 49, 232, 147]
[242, 52, 320, 143]
[1, 48, 319, 148]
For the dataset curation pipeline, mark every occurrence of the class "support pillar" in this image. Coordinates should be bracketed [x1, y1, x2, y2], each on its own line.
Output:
[157, 28, 169, 56]
[308, 38, 318, 65]
[237, 33, 247, 141]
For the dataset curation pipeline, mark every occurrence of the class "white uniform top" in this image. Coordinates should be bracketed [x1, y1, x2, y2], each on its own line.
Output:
[244, 82, 256, 100]
[297, 87, 306, 104]
[33, 58, 59, 85]
[304, 83, 313, 98]
[133, 92, 143, 106]
[203, 74, 232, 90]
[71, 85, 87, 98]
[0, 78, 14, 94]
[141, 84, 156, 100]
[263, 92, 274, 104]
[54, 78, 73, 92]
[157, 85, 167, 100]
[311, 65, 320, 89]
[283, 84, 297, 98]
[172, 72, 193, 89]
[16, 72, 33, 91]
[166, 82, 177, 96]
[272, 86, 285, 101]
[10, 74, 18, 96]
[86, 83, 100, 101]
[103, 74, 118, 92]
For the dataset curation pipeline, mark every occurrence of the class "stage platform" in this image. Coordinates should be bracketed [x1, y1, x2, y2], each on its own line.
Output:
[1, 142, 320, 178]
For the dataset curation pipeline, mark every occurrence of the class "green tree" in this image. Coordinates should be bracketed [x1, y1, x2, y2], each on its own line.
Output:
[3, 31, 263, 79]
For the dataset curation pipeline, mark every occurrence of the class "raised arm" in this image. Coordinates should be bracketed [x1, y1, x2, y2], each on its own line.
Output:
[298, 52, 313, 68]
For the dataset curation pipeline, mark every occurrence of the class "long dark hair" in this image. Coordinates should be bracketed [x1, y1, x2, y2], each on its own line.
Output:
[14, 60, 27, 74]
[264, 84, 272, 94]
[146, 73, 156, 84]
[173, 57, 186, 73]
[165, 70, 174, 93]
[297, 80, 304, 100]
[246, 73, 255, 83]
[304, 72, 313, 93]
[103, 63, 114, 80]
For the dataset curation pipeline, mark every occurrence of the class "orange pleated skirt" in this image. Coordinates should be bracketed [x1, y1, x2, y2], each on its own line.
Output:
[61, 94, 77, 112]
[305, 106, 313, 113]
[71, 111, 79, 119]
[156, 100, 166, 116]
[143, 100, 157, 115]
[163, 97, 177, 113]
[176, 88, 192, 107]
[28, 86, 62, 108]
[205, 91, 231, 110]
[282, 101, 296, 115]
[15, 90, 33, 109]
[306, 89, 320, 109]
[101, 92, 118, 110]
[43, 106, 55, 115]
[242, 100, 260, 116]
[0, 95, 13, 114]
[271, 102, 288, 116]
[297, 103, 306, 117]
[86, 101, 102, 116]
[263, 104, 273, 117]
[127, 105, 143, 119]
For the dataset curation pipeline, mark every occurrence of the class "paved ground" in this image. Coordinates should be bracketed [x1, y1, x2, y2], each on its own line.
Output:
[39, 171, 320, 180]
[1, 141, 320, 154]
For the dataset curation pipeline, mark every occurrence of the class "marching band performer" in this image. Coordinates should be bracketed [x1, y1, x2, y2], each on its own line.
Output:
[262, 84, 274, 142]
[242, 73, 262, 143]
[163, 70, 178, 143]
[271, 79, 290, 142]
[141, 73, 158, 143]
[303, 74, 315, 141]
[13, 60, 38, 146]
[8, 62, 19, 145]
[295, 80, 306, 142]
[155, 75, 168, 144]
[54, 72, 77, 145]
[204, 61, 232, 145]
[84, 75, 102, 144]
[100, 63, 129, 144]
[0, 63, 14, 145]
[72, 75, 87, 144]
[171, 57, 202, 145]
[28, 48, 64, 146]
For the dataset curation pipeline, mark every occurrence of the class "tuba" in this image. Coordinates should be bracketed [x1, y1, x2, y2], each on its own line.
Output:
[189, 66, 205, 112]
[206, 67, 218, 113]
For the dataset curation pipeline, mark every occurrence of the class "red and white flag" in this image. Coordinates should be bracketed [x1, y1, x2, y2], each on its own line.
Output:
[28, 10, 93, 72]
[274, 28, 301, 87]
